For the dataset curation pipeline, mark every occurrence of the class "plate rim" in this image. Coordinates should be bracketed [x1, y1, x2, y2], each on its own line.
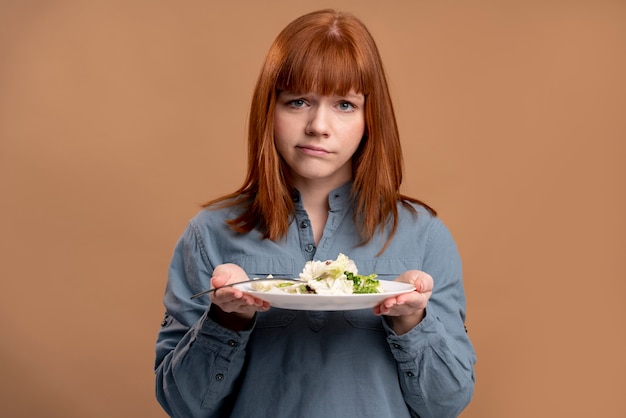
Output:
[234, 280, 415, 311]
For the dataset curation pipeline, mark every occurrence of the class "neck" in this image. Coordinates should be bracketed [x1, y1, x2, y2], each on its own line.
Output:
[292, 178, 351, 245]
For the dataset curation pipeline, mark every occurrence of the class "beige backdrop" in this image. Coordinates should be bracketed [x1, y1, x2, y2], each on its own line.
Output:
[1, 1, 625, 417]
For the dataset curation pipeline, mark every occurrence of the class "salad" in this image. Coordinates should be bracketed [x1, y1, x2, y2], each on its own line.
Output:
[250, 253, 381, 295]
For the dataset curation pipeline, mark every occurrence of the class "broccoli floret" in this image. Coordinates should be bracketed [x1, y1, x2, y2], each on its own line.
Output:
[345, 271, 381, 294]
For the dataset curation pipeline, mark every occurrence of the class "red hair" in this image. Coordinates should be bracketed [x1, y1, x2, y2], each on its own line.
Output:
[205, 9, 435, 253]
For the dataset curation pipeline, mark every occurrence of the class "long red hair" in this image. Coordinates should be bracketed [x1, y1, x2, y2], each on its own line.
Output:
[205, 9, 435, 253]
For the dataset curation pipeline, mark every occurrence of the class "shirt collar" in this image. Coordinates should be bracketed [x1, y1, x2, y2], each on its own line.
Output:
[327, 181, 353, 210]
[291, 181, 353, 211]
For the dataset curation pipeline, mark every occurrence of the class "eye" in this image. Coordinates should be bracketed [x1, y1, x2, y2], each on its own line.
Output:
[337, 101, 356, 112]
[287, 99, 307, 108]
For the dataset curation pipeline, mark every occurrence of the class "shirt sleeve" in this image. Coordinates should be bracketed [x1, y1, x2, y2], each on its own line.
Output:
[383, 218, 476, 418]
[154, 221, 252, 418]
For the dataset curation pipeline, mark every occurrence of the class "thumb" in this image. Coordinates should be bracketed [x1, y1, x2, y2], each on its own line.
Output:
[211, 263, 247, 288]
[412, 271, 433, 294]
[210, 274, 228, 289]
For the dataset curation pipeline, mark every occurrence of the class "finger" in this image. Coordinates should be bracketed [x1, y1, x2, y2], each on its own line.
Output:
[230, 300, 269, 314]
[241, 294, 262, 306]
[395, 292, 423, 308]
[210, 286, 243, 306]
[373, 303, 389, 316]
[211, 263, 249, 288]
[383, 296, 398, 309]
[415, 279, 433, 296]
[407, 271, 431, 292]
[230, 291, 268, 309]
[250, 296, 271, 309]
[211, 274, 229, 289]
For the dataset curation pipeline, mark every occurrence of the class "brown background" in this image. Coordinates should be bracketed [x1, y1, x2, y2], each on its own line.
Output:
[1, 1, 624, 417]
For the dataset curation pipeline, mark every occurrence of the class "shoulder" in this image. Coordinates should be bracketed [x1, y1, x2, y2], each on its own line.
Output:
[395, 200, 456, 246]
[397, 199, 438, 224]
[185, 204, 240, 237]
[192, 196, 247, 223]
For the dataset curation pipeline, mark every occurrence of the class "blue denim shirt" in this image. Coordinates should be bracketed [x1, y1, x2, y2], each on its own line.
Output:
[155, 183, 476, 418]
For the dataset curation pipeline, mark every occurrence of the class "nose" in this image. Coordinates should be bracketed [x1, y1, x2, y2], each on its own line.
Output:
[305, 105, 330, 137]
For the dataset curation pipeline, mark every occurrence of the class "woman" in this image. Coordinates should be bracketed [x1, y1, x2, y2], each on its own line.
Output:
[155, 9, 476, 418]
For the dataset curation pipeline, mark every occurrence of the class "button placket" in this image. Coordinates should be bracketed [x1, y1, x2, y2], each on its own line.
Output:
[294, 203, 315, 259]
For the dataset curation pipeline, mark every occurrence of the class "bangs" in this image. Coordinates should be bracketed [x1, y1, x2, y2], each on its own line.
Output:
[275, 34, 367, 96]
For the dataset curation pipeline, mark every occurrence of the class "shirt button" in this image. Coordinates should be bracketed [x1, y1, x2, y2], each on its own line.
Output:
[215, 374, 224, 381]
[228, 340, 237, 347]
[392, 343, 401, 349]
[304, 244, 315, 253]
[406, 371, 415, 377]
[299, 221, 308, 228]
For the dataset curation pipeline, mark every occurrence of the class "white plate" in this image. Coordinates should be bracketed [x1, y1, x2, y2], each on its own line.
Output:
[235, 280, 415, 311]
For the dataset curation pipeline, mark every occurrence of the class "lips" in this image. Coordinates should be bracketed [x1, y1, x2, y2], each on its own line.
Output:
[297, 145, 330, 156]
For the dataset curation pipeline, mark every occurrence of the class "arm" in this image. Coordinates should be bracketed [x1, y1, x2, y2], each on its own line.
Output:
[155, 309, 253, 418]
[377, 219, 476, 417]
[154, 222, 259, 418]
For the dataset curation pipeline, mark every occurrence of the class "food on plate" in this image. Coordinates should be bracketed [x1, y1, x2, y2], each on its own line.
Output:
[250, 253, 381, 295]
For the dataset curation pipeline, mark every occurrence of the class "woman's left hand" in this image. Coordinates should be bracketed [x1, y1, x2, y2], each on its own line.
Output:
[373, 270, 433, 335]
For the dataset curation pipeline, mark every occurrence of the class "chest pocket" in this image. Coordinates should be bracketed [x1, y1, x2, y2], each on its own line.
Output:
[230, 256, 297, 279]
[343, 309, 385, 331]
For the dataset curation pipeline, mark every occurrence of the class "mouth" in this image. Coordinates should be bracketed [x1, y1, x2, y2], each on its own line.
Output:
[296, 145, 331, 156]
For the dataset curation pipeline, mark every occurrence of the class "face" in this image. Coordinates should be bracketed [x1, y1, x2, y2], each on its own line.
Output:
[274, 90, 365, 190]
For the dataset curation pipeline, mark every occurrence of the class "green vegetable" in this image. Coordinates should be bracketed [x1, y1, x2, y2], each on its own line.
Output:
[344, 271, 381, 294]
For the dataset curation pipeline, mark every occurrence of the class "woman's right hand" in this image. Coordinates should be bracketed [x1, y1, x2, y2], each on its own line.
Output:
[208, 263, 270, 330]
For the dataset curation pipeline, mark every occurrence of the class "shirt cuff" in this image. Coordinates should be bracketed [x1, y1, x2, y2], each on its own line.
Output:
[383, 307, 446, 361]
[196, 308, 256, 360]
